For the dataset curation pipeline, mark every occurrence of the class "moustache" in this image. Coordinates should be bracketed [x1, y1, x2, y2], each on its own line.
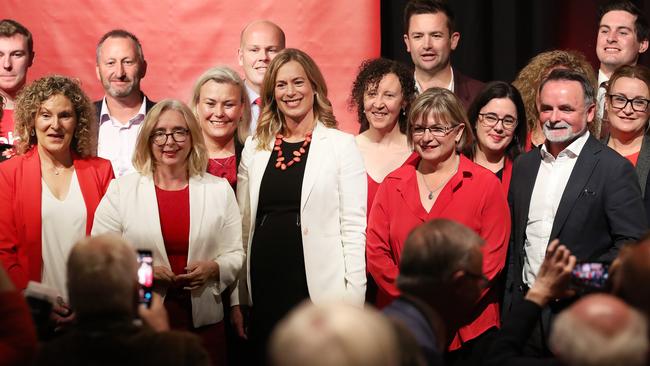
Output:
[542, 120, 571, 130]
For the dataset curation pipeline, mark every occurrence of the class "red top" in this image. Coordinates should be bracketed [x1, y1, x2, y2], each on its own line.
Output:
[625, 151, 640, 166]
[367, 152, 419, 215]
[0, 109, 15, 145]
[366, 154, 510, 350]
[155, 186, 190, 275]
[501, 158, 513, 195]
[207, 155, 237, 190]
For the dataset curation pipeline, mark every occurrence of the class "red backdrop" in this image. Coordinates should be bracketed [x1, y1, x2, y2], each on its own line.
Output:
[4, 1, 381, 133]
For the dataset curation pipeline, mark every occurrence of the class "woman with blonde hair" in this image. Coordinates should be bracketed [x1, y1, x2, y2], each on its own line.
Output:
[190, 66, 251, 189]
[92, 99, 244, 365]
[231, 48, 367, 359]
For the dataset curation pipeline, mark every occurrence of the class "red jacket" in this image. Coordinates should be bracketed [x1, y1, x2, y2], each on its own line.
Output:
[0, 149, 114, 289]
[366, 154, 510, 350]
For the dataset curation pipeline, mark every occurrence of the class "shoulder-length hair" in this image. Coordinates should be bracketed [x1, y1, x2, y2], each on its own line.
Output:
[463, 81, 527, 161]
[407, 87, 474, 152]
[132, 99, 208, 177]
[14, 75, 97, 157]
[189, 65, 251, 145]
[255, 48, 337, 150]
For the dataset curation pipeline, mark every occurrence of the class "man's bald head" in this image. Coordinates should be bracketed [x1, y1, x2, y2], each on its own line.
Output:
[550, 294, 648, 366]
[238, 20, 286, 93]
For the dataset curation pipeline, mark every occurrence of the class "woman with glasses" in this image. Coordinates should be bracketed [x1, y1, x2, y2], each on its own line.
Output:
[366, 88, 509, 356]
[462, 82, 527, 193]
[92, 99, 244, 365]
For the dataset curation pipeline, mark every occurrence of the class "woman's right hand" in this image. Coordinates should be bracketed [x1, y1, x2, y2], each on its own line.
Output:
[154, 266, 176, 287]
[230, 305, 248, 339]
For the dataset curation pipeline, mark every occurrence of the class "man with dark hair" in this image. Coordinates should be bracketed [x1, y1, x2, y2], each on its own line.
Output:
[504, 68, 647, 356]
[384, 219, 486, 366]
[402, 0, 483, 108]
[0, 19, 34, 147]
[95, 29, 156, 177]
[33, 234, 209, 366]
[596, 0, 649, 118]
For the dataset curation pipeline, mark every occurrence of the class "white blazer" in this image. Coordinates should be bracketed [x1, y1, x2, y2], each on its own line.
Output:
[232, 122, 367, 307]
[92, 172, 244, 328]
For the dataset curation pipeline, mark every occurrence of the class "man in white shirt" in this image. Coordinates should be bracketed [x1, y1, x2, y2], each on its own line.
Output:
[95, 29, 156, 177]
[504, 68, 647, 357]
[402, 0, 483, 109]
[595, 1, 649, 119]
[238, 20, 285, 134]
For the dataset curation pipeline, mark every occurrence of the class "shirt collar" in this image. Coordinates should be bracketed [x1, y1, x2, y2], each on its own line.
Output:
[540, 130, 590, 160]
[414, 67, 455, 94]
[244, 82, 260, 104]
[598, 69, 609, 88]
[99, 95, 148, 126]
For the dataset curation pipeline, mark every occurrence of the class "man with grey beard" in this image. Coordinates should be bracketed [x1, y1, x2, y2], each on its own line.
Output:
[502, 68, 647, 358]
[94, 29, 156, 177]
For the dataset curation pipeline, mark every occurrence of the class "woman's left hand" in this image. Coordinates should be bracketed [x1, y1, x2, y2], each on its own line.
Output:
[176, 261, 219, 290]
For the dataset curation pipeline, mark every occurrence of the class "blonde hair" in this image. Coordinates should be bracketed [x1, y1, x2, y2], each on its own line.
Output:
[14, 75, 97, 156]
[132, 99, 207, 176]
[189, 65, 251, 145]
[256, 48, 337, 150]
[407, 87, 474, 151]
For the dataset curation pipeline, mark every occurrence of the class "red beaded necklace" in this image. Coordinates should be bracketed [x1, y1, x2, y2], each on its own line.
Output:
[274, 131, 313, 170]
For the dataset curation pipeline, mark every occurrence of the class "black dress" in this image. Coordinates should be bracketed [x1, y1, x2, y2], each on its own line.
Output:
[249, 140, 311, 356]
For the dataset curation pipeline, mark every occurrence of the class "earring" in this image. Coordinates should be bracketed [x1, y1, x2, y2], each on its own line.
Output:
[30, 129, 35, 137]
[401, 108, 406, 117]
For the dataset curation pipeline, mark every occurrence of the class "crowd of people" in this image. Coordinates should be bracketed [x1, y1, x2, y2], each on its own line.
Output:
[2, 0, 650, 365]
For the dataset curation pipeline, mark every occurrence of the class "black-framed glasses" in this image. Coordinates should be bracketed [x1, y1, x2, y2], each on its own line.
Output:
[479, 113, 517, 130]
[608, 94, 650, 112]
[411, 124, 458, 138]
[150, 128, 190, 146]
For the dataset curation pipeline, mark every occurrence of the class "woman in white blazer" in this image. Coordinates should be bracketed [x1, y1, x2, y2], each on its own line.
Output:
[230, 49, 367, 358]
[91, 99, 244, 365]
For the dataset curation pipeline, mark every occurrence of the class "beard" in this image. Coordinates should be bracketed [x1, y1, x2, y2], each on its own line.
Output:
[542, 120, 586, 143]
[101, 75, 139, 98]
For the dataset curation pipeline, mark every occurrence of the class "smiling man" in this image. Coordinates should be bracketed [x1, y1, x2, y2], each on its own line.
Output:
[238, 20, 285, 134]
[95, 29, 156, 177]
[0, 19, 34, 147]
[596, 1, 649, 118]
[504, 68, 647, 356]
[402, 0, 483, 109]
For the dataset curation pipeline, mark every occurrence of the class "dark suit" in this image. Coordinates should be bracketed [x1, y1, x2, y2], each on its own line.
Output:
[503, 134, 647, 353]
[93, 95, 157, 123]
[454, 70, 484, 110]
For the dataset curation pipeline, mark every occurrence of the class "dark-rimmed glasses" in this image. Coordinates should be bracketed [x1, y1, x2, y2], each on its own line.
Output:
[608, 94, 650, 112]
[150, 128, 190, 146]
[411, 124, 459, 138]
[479, 113, 517, 130]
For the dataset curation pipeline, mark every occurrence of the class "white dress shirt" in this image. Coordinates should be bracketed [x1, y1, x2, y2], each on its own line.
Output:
[245, 83, 260, 135]
[414, 67, 455, 94]
[597, 69, 609, 120]
[97, 96, 147, 177]
[523, 131, 590, 286]
[41, 172, 86, 300]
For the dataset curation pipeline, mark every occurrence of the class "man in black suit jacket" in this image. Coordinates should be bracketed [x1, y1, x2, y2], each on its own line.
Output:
[503, 68, 647, 357]
[95, 29, 156, 177]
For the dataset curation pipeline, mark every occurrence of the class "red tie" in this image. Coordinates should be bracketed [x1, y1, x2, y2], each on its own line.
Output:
[253, 97, 261, 106]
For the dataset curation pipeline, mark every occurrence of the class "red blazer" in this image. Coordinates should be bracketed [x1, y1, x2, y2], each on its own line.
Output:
[366, 154, 510, 349]
[0, 149, 114, 289]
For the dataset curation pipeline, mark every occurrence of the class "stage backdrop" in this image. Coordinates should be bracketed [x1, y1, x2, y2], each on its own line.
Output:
[5, 1, 381, 134]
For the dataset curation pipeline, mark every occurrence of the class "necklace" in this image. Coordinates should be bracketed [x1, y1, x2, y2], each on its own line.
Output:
[274, 131, 312, 170]
[419, 159, 459, 200]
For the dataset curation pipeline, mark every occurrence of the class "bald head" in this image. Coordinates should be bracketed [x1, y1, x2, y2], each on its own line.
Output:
[613, 240, 650, 317]
[550, 294, 648, 366]
[238, 20, 286, 93]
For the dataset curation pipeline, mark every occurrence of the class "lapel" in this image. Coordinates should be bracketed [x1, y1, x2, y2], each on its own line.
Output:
[139, 175, 171, 268]
[187, 175, 204, 262]
[549, 136, 600, 240]
[72, 156, 96, 235]
[249, 141, 272, 219]
[636, 133, 650, 196]
[22, 149, 43, 281]
[514, 150, 542, 245]
[300, 122, 326, 211]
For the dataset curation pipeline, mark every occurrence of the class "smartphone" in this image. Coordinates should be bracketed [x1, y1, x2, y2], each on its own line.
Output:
[571, 261, 610, 292]
[137, 250, 154, 307]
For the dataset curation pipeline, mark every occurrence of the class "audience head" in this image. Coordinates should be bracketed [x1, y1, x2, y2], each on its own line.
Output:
[537, 69, 596, 150]
[605, 64, 650, 139]
[407, 87, 474, 159]
[269, 302, 400, 366]
[132, 99, 207, 176]
[597, 1, 649, 75]
[67, 234, 139, 319]
[238, 20, 286, 94]
[256, 48, 336, 149]
[190, 65, 251, 146]
[95, 29, 147, 100]
[0, 19, 34, 99]
[612, 235, 650, 318]
[464, 81, 527, 161]
[403, 0, 459, 76]
[550, 293, 648, 366]
[513, 50, 598, 136]
[14, 75, 96, 156]
[350, 58, 416, 134]
[397, 219, 485, 327]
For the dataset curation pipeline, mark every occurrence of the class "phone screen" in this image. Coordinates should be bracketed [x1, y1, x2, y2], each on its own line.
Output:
[137, 250, 154, 307]
[571, 261, 610, 291]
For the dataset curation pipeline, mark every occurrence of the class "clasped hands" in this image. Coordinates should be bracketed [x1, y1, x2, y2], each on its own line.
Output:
[154, 261, 219, 291]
